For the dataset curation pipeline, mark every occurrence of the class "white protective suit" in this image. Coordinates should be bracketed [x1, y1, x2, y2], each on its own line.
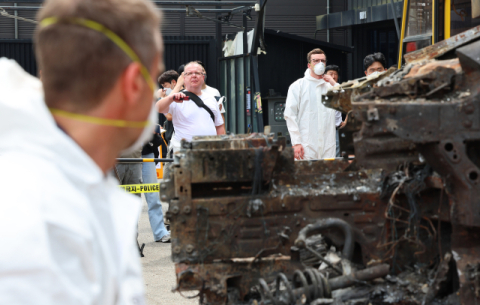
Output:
[284, 69, 338, 160]
[0, 58, 145, 305]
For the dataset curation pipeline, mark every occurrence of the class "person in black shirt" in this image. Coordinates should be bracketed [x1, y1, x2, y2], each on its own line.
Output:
[157, 70, 180, 147]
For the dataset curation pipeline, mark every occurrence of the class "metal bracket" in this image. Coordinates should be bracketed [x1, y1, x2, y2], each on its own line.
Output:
[367, 108, 379, 121]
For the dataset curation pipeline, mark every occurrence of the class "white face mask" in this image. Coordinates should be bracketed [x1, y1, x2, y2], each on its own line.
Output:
[165, 88, 172, 96]
[314, 62, 325, 76]
[121, 103, 157, 155]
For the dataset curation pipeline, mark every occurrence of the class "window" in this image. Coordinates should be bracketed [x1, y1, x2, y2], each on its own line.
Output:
[406, 0, 433, 37]
[450, 0, 480, 36]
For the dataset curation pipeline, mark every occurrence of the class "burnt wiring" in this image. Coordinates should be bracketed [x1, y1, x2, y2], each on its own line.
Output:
[377, 165, 435, 268]
[403, 165, 432, 239]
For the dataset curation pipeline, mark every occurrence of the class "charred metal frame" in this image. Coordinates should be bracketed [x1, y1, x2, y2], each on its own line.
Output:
[163, 26, 480, 305]
[162, 134, 449, 304]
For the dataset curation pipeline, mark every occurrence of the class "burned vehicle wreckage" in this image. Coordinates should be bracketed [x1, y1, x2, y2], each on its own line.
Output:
[161, 27, 480, 305]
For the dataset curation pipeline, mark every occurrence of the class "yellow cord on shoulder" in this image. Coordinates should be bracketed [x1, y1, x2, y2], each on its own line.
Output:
[40, 17, 155, 92]
[49, 108, 149, 128]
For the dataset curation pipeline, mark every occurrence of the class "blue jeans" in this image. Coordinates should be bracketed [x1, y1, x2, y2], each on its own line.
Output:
[142, 153, 168, 241]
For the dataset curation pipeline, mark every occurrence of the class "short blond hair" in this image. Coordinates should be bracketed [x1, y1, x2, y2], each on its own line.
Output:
[35, 0, 161, 111]
[184, 61, 204, 73]
[307, 48, 326, 63]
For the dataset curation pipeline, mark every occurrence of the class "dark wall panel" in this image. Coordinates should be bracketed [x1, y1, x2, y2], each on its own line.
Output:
[18, 3, 37, 39]
[0, 3, 38, 39]
[0, 40, 37, 75]
[258, 32, 349, 98]
[0, 37, 217, 86]
[0, 9, 15, 39]
[163, 36, 217, 87]
[162, 12, 183, 36]
[351, 20, 397, 78]
[0, 0, 346, 45]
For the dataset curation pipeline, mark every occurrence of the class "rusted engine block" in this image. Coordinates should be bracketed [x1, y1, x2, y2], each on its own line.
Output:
[163, 135, 447, 304]
[164, 28, 480, 305]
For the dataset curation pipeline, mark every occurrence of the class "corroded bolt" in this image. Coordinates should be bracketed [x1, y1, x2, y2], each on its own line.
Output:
[161, 194, 168, 201]
[161, 184, 167, 190]
[186, 245, 194, 253]
[183, 206, 192, 214]
[172, 206, 180, 215]
[464, 120, 473, 128]
[173, 246, 181, 254]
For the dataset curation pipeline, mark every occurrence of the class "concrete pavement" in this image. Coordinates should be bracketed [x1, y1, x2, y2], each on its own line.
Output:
[138, 195, 198, 305]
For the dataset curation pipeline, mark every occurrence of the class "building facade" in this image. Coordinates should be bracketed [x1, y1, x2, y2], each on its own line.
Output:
[0, 1, 347, 41]
[316, 0, 404, 78]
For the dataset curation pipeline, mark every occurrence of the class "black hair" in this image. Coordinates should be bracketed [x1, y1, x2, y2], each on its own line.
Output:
[363, 52, 386, 71]
[177, 64, 185, 75]
[325, 65, 340, 74]
[158, 70, 179, 85]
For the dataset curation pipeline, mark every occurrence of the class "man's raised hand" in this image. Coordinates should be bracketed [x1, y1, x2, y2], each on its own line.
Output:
[172, 93, 187, 103]
[323, 74, 336, 86]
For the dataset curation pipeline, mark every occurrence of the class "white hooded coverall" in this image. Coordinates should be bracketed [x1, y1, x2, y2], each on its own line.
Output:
[284, 69, 338, 160]
[0, 59, 145, 304]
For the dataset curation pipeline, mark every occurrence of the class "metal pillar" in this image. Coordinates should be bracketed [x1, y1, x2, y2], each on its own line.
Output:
[243, 13, 249, 133]
[180, 9, 185, 35]
[215, 0, 222, 89]
[389, 0, 400, 39]
[327, 0, 329, 42]
[14, 3, 18, 39]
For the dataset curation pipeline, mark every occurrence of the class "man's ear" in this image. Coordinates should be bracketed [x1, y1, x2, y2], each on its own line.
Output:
[364, 71, 368, 76]
[121, 62, 144, 107]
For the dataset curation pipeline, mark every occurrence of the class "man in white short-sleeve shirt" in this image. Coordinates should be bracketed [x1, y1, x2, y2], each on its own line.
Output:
[156, 61, 225, 153]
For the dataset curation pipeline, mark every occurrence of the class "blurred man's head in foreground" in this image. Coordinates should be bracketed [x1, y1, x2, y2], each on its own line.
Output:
[35, 0, 163, 159]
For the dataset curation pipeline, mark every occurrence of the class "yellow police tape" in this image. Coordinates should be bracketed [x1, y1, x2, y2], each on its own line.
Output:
[119, 183, 160, 194]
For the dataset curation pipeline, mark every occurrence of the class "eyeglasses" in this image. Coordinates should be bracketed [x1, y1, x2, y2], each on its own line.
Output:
[310, 59, 327, 64]
[185, 72, 205, 77]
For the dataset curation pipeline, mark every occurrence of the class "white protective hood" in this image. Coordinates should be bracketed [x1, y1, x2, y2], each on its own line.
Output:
[0, 58, 145, 305]
[284, 68, 337, 160]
